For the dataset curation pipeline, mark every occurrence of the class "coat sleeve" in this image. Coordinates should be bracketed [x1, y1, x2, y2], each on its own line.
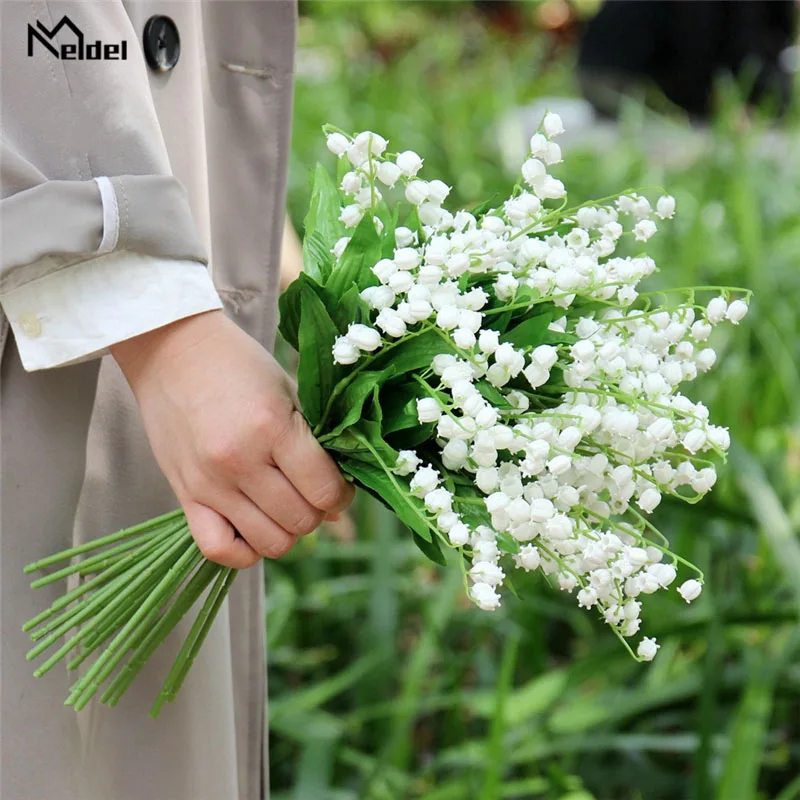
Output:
[0, 1, 222, 371]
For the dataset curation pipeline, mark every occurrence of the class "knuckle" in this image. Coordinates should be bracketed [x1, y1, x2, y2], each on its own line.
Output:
[259, 535, 295, 560]
[270, 408, 303, 448]
[286, 508, 324, 537]
[197, 540, 230, 565]
[309, 477, 349, 512]
[202, 436, 246, 474]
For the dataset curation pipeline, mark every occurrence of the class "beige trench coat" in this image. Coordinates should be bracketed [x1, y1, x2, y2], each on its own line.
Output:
[0, 2, 295, 798]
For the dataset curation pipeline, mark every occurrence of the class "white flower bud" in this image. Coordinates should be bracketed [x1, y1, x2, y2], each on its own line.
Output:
[418, 202, 443, 226]
[332, 237, 351, 259]
[417, 264, 444, 285]
[388, 270, 414, 294]
[372, 258, 397, 284]
[532, 344, 558, 369]
[394, 226, 416, 248]
[442, 439, 469, 470]
[478, 329, 500, 354]
[360, 285, 396, 310]
[536, 176, 566, 200]
[678, 579, 703, 603]
[516, 544, 541, 571]
[706, 296, 728, 324]
[547, 455, 571, 476]
[424, 487, 453, 514]
[448, 522, 470, 547]
[577, 586, 598, 608]
[416, 397, 442, 424]
[375, 309, 407, 338]
[543, 111, 564, 137]
[332, 336, 360, 365]
[409, 465, 439, 496]
[341, 171, 362, 195]
[656, 195, 676, 219]
[529, 498, 555, 522]
[426, 179, 451, 205]
[637, 488, 662, 513]
[339, 204, 364, 228]
[544, 141, 562, 165]
[393, 450, 420, 476]
[695, 348, 717, 372]
[470, 561, 505, 587]
[476, 467, 499, 494]
[521, 158, 546, 187]
[471, 582, 501, 611]
[344, 324, 380, 353]
[637, 636, 660, 661]
[326, 132, 349, 156]
[396, 150, 423, 177]
[436, 305, 461, 331]
[523, 363, 549, 389]
[353, 130, 387, 157]
[633, 219, 657, 242]
[453, 328, 476, 350]
[405, 180, 429, 206]
[393, 247, 420, 271]
[647, 562, 677, 587]
[376, 160, 401, 187]
[725, 299, 748, 324]
[682, 429, 707, 454]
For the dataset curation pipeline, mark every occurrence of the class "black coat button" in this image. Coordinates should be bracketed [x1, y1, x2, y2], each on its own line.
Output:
[142, 15, 180, 72]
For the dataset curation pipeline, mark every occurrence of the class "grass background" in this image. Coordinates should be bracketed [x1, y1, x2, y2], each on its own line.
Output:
[268, 3, 800, 798]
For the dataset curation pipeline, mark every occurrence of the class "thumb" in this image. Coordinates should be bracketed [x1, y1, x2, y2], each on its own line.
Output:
[183, 501, 261, 570]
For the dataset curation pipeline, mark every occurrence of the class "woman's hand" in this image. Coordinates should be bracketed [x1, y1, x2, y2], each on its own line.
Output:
[110, 310, 354, 569]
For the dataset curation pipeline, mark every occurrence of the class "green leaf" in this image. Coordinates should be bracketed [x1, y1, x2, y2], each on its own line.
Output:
[278, 273, 323, 351]
[332, 284, 372, 333]
[303, 164, 345, 282]
[323, 367, 396, 439]
[369, 330, 456, 375]
[339, 458, 437, 545]
[412, 530, 447, 566]
[303, 231, 334, 284]
[500, 312, 552, 348]
[326, 215, 382, 301]
[469, 194, 502, 219]
[297, 287, 341, 427]
[476, 380, 514, 410]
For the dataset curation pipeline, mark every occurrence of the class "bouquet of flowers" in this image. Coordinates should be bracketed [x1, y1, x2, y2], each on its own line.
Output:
[23, 114, 749, 715]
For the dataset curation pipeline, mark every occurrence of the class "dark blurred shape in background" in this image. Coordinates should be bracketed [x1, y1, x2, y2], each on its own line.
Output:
[578, 0, 798, 119]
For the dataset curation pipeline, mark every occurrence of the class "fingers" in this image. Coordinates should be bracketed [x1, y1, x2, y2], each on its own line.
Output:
[239, 466, 325, 537]
[208, 490, 299, 561]
[272, 411, 356, 514]
[182, 501, 261, 569]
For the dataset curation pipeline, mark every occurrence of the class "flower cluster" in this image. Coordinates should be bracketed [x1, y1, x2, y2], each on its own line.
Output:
[324, 116, 749, 660]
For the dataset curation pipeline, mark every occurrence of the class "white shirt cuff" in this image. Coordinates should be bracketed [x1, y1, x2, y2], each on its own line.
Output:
[1, 252, 223, 371]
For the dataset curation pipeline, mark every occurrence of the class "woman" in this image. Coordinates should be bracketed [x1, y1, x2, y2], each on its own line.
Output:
[0, 2, 352, 798]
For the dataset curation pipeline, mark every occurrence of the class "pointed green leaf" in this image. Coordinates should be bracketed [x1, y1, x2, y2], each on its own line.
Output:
[303, 163, 345, 282]
[326, 215, 382, 301]
[322, 367, 396, 439]
[339, 458, 437, 545]
[500, 312, 552, 348]
[297, 287, 341, 427]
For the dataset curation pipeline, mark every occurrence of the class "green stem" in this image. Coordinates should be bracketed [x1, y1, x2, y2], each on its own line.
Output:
[103, 559, 221, 707]
[23, 509, 185, 573]
[29, 518, 184, 589]
[150, 567, 237, 717]
[69, 533, 199, 711]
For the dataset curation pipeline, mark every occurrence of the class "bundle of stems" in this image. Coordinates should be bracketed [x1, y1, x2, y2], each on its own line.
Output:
[23, 508, 233, 717]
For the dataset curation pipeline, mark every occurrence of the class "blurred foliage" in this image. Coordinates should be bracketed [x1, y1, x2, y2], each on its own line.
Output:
[270, 3, 800, 798]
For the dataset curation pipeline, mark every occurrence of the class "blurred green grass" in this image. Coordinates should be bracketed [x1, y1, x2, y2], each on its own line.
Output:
[269, 4, 800, 798]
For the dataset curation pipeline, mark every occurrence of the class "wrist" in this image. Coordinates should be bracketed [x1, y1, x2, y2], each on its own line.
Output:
[111, 310, 226, 387]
